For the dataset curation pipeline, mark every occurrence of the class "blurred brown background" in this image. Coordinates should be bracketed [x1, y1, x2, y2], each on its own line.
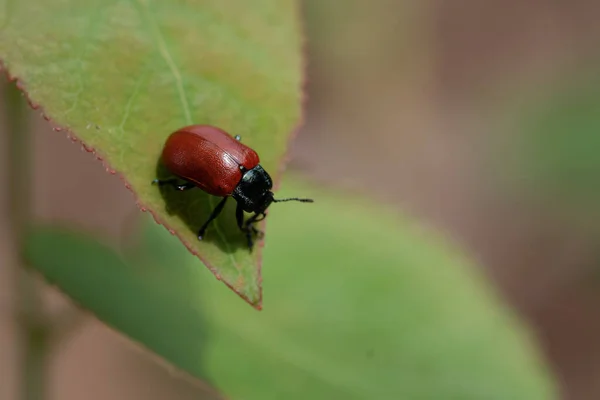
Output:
[3, 1, 600, 399]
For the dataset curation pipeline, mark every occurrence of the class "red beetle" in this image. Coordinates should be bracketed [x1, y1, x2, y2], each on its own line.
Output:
[153, 125, 313, 249]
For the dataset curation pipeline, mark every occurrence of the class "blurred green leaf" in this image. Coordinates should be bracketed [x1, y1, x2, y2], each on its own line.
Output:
[25, 175, 557, 399]
[0, 0, 304, 306]
[491, 68, 600, 222]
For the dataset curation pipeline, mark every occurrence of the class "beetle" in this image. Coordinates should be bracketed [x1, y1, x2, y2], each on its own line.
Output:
[152, 124, 314, 250]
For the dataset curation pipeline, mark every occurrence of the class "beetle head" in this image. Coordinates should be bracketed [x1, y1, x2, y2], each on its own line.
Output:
[232, 165, 314, 214]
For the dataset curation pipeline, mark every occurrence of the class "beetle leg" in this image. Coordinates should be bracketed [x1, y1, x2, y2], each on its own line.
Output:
[235, 204, 245, 231]
[245, 212, 265, 239]
[245, 232, 254, 251]
[235, 207, 265, 250]
[251, 213, 266, 223]
[152, 178, 195, 191]
[236, 204, 255, 250]
[175, 183, 195, 190]
[198, 197, 228, 240]
[234, 135, 241, 141]
[249, 225, 263, 239]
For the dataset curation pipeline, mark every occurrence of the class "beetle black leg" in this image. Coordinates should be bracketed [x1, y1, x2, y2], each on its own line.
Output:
[245, 230, 254, 251]
[245, 212, 265, 239]
[235, 203, 245, 231]
[250, 213, 266, 224]
[198, 197, 228, 240]
[246, 213, 266, 234]
[235, 204, 255, 249]
[152, 178, 195, 191]
[234, 135, 241, 141]
[234, 206, 265, 250]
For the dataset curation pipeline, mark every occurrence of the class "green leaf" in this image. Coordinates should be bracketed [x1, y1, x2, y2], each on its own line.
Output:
[25, 175, 558, 399]
[0, 0, 304, 307]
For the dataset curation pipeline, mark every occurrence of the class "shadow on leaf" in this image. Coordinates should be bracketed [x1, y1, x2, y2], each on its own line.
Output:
[153, 158, 251, 254]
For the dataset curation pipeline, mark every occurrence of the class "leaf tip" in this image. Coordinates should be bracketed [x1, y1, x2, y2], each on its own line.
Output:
[145, 207, 264, 310]
[2, 62, 267, 312]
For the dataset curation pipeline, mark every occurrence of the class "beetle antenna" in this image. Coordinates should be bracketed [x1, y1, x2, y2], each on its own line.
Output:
[273, 197, 314, 203]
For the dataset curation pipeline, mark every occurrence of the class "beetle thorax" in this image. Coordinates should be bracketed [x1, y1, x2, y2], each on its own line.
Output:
[232, 165, 274, 213]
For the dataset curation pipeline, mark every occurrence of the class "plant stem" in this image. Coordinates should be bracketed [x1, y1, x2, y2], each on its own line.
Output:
[5, 81, 47, 400]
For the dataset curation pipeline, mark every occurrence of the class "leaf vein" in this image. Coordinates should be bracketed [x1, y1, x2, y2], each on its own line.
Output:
[136, 0, 192, 125]
[63, 4, 107, 117]
[118, 67, 148, 137]
[0, 0, 14, 32]
[135, 0, 241, 271]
